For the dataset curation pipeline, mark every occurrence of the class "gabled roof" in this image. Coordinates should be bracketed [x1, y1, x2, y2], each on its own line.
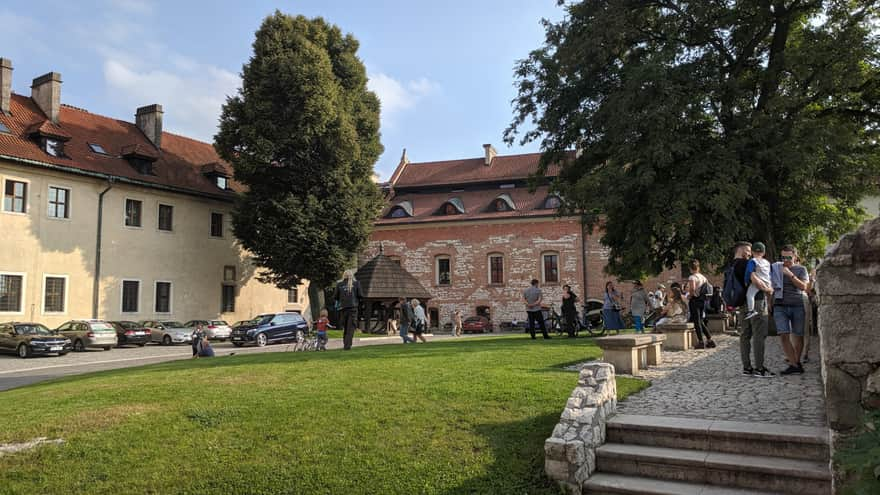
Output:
[0, 93, 238, 199]
[391, 151, 569, 188]
[355, 254, 432, 300]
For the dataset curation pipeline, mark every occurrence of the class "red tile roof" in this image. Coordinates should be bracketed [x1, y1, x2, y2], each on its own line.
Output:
[392, 151, 567, 188]
[0, 93, 236, 198]
[376, 185, 560, 225]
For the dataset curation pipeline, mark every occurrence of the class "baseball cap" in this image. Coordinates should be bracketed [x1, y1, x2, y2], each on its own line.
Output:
[753, 242, 766, 253]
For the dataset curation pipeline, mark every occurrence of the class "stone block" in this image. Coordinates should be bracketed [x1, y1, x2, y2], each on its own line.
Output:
[545, 458, 571, 481]
[552, 423, 569, 438]
[646, 342, 662, 365]
[818, 303, 880, 365]
[566, 397, 582, 409]
[565, 440, 586, 464]
[825, 366, 865, 430]
[545, 437, 567, 460]
[866, 367, 880, 395]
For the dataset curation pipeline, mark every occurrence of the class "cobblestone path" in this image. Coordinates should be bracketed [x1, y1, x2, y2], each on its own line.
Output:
[616, 334, 826, 427]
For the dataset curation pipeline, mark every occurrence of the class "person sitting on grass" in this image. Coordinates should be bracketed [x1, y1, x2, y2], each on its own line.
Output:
[196, 335, 214, 358]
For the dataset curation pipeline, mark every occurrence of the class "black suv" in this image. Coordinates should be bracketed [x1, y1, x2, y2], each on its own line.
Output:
[230, 313, 308, 347]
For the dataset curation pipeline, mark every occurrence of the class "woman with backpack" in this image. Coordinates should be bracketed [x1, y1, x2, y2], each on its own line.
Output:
[687, 260, 716, 349]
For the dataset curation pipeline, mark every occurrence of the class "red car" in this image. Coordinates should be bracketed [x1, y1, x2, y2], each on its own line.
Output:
[462, 316, 494, 333]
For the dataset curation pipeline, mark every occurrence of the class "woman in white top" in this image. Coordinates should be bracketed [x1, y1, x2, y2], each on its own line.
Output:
[687, 260, 715, 348]
[411, 299, 429, 343]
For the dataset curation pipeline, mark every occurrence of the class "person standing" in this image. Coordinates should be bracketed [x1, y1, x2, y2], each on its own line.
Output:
[523, 279, 550, 339]
[602, 281, 626, 332]
[333, 269, 364, 351]
[398, 297, 414, 344]
[191, 323, 206, 358]
[731, 242, 773, 376]
[775, 246, 810, 375]
[314, 309, 330, 351]
[561, 284, 578, 338]
[687, 260, 716, 349]
[453, 310, 463, 337]
[411, 299, 429, 343]
[630, 281, 651, 334]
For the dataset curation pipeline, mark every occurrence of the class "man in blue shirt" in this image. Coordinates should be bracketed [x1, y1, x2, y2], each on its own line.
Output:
[774, 245, 810, 375]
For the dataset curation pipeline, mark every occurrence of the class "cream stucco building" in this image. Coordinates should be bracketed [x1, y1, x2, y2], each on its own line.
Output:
[0, 59, 307, 328]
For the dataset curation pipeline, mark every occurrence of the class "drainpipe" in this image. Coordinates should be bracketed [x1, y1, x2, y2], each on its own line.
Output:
[92, 179, 114, 318]
[581, 217, 589, 299]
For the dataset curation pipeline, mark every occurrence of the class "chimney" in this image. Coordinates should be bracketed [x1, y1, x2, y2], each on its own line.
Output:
[31, 72, 62, 123]
[0, 58, 11, 115]
[483, 143, 497, 166]
[136, 104, 164, 148]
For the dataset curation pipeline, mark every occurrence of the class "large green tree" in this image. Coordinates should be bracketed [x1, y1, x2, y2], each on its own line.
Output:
[215, 12, 384, 311]
[507, 0, 880, 277]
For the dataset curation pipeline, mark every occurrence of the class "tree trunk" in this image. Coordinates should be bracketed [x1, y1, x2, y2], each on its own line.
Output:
[308, 283, 325, 324]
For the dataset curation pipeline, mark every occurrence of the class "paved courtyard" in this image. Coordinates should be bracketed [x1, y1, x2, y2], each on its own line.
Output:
[615, 334, 827, 427]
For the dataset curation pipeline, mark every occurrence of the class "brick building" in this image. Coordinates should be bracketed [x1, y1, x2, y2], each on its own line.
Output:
[366, 145, 681, 329]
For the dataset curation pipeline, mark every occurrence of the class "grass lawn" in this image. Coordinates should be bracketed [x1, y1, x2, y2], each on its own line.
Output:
[0, 335, 647, 495]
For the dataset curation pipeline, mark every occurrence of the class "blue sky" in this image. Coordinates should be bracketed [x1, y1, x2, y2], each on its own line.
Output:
[3, 0, 563, 179]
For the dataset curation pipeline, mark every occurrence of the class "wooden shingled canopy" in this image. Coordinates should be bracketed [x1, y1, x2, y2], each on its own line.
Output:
[354, 252, 431, 333]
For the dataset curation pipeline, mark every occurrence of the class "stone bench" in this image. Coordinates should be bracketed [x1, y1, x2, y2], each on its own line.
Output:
[654, 322, 695, 351]
[595, 334, 666, 375]
[706, 314, 727, 334]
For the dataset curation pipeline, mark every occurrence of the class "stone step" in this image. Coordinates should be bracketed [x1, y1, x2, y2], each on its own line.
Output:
[583, 473, 785, 495]
[606, 414, 830, 461]
[596, 443, 831, 495]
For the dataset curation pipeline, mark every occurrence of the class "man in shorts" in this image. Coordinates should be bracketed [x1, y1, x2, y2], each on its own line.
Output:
[774, 245, 810, 375]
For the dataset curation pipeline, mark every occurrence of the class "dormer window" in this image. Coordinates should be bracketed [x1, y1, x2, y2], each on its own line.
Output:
[121, 144, 159, 175]
[216, 176, 228, 190]
[387, 200, 413, 218]
[439, 197, 465, 216]
[44, 138, 64, 157]
[543, 195, 562, 209]
[444, 203, 458, 215]
[492, 193, 516, 212]
[390, 207, 408, 218]
[0, 122, 10, 134]
[27, 121, 72, 158]
[494, 199, 509, 211]
[201, 162, 232, 191]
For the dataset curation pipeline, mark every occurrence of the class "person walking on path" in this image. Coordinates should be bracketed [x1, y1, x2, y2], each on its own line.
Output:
[398, 297, 414, 344]
[775, 245, 810, 375]
[630, 280, 651, 334]
[333, 269, 364, 351]
[452, 310, 463, 337]
[561, 284, 579, 338]
[602, 281, 626, 332]
[411, 299, 429, 343]
[687, 260, 716, 349]
[731, 242, 774, 377]
[523, 279, 550, 339]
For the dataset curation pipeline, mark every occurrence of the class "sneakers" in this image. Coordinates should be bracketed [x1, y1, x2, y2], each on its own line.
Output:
[742, 367, 754, 376]
[694, 341, 705, 349]
[706, 340, 717, 349]
[781, 364, 804, 375]
[753, 368, 776, 378]
[744, 310, 758, 320]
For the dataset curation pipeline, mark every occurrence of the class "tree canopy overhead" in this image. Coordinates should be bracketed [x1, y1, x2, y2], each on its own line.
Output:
[215, 12, 384, 290]
[507, 0, 880, 277]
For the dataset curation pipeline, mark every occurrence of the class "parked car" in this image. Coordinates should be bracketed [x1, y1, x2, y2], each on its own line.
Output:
[108, 321, 151, 347]
[0, 322, 72, 358]
[140, 320, 193, 346]
[183, 320, 232, 341]
[230, 313, 308, 347]
[462, 316, 494, 333]
[55, 320, 118, 351]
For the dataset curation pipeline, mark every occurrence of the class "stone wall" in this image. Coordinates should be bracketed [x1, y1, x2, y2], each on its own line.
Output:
[816, 216, 880, 430]
[544, 363, 617, 495]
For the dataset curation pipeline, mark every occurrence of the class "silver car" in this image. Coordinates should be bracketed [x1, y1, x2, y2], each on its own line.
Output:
[140, 320, 193, 345]
[184, 320, 232, 341]
[55, 320, 118, 352]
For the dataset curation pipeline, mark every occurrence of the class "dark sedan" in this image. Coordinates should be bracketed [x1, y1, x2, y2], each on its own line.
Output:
[109, 321, 151, 347]
[230, 313, 308, 347]
[462, 316, 494, 333]
[0, 322, 72, 358]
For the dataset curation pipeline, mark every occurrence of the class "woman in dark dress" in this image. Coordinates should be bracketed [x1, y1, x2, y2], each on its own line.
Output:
[561, 284, 579, 338]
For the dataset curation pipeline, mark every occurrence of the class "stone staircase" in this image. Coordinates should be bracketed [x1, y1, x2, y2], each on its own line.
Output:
[583, 414, 832, 495]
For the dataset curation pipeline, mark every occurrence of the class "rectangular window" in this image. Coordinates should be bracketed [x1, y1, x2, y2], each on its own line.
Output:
[125, 199, 142, 227]
[47, 186, 70, 219]
[210, 212, 223, 237]
[155, 281, 172, 313]
[287, 288, 298, 304]
[121, 280, 139, 313]
[44, 276, 66, 313]
[3, 180, 27, 213]
[158, 204, 173, 231]
[437, 257, 451, 286]
[0, 274, 23, 312]
[216, 176, 228, 190]
[222, 285, 235, 312]
[489, 255, 504, 285]
[543, 254, 559, 283]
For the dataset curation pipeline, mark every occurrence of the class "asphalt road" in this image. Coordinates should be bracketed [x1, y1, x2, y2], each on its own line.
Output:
[0, 333, 467, 392]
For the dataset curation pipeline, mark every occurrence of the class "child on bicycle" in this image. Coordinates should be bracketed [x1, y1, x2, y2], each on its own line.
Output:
[315, 309, 330, 351]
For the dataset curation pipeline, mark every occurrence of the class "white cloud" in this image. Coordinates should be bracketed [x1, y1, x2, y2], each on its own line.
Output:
[367, 72, 438, 128]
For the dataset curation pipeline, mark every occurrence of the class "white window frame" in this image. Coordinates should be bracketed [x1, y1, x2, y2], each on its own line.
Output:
[41, 273, 69, 315]
[46, 184, 72, 220]
[120, 278, 141, 314]
[0, 271, 26, 315]
[541, 251, 561, 284]
[154, 280, 173, 314]
[123, 197, 144, 229]
[435, 255, 452, 286]
[209, 211, 225, 238]
[488, 253, 505, 285]
[2, 176, 30, 216]
[157, 202, 174, 233]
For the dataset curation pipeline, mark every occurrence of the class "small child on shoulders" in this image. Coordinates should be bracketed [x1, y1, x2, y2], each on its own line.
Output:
[315, 309, 330, 351]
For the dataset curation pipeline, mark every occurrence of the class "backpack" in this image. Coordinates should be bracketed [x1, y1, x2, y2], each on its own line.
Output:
[722, 262, 746, 308]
